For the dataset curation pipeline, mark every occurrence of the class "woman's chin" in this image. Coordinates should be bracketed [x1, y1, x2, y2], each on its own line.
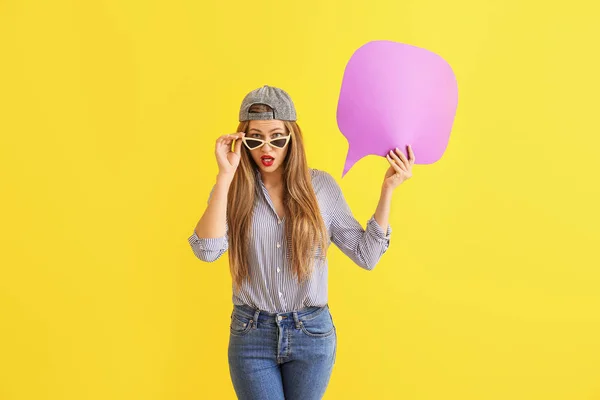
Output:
[258, 162, 280, 172]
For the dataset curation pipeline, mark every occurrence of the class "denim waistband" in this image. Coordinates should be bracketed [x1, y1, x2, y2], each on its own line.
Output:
[232, 303, 329, 325]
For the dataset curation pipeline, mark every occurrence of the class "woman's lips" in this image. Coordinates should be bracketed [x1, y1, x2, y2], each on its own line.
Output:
[261, 156, 274, 166]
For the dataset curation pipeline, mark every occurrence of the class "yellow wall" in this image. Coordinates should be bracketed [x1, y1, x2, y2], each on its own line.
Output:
[1, 0, 599, 399]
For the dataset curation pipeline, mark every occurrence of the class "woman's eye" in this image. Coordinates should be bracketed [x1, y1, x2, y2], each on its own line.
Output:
[272, 133, 282, 138]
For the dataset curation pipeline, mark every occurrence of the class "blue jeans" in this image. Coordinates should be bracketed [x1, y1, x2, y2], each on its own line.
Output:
[228, 303, 337, 400]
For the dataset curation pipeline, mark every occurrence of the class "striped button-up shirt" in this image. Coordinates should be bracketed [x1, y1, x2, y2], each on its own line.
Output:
[188, 167, 392, 313]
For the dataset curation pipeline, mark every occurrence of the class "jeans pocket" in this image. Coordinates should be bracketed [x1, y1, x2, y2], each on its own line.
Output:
[230, 313, 253, 336]
[299, 308, 335, 338]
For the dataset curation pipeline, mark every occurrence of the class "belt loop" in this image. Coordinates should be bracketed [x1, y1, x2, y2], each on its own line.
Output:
[252, 309, 260, 329]
[293, 311, 301, 329]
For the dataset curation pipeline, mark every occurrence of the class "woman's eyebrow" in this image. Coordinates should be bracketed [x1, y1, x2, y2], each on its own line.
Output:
[248, 128, 284, 133]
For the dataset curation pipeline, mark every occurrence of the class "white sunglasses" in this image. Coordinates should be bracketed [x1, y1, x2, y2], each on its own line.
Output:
[242, 135, 291, 150]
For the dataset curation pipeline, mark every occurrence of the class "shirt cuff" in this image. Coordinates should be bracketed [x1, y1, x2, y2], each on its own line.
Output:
[188, 231, 227, 251]
[366, 215, 392, 241]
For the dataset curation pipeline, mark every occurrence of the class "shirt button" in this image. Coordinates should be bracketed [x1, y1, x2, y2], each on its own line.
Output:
[276, 242, 281, 248]
[277, 268, 281, 273]
[279, 291, 283, 297]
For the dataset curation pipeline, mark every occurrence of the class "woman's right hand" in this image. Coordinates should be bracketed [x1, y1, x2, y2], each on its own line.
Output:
[215, 132, 245, 179]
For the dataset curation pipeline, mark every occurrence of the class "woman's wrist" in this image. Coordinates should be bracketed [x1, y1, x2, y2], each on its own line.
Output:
[216, 173, 234, 188]
[381, 184, 394, 198]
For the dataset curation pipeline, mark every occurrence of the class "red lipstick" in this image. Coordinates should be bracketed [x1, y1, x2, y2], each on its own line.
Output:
[261, 155, 274, 167]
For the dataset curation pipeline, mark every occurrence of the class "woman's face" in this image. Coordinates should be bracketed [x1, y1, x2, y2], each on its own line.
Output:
[245, 119, 290, 173]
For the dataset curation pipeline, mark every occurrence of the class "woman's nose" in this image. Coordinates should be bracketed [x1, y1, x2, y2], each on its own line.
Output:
[263, 142, 274, 151]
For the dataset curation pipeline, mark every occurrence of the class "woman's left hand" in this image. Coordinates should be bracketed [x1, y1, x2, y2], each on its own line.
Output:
[383, 145, 415, 191]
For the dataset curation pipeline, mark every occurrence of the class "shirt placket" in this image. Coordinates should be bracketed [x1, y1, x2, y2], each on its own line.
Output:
[258, 175, 287, 310]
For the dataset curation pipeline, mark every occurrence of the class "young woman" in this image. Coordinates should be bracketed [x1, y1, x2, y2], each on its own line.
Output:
[188, 85, 415, 400]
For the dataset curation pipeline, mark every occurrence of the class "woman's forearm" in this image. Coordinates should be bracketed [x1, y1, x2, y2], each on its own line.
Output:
[194, 174, 232, 238]
[373, 185, 394, 232]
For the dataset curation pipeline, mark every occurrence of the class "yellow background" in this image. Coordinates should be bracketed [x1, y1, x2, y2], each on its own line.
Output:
[1, 0, 599, 399]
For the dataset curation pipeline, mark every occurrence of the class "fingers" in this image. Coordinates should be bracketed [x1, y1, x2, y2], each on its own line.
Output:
[395, 147, 410, 168]
[223, 133, 245, 145]
[389, 148, 408, 171]
[219, 132, 245, 139]
[216, 132, 245, 151]
[407, 145, 416, 164]
[386, 153, 403, 174]
[233, 134, 243, 156]
[218, 132, 245, 142]
[390, 146, 416, 169]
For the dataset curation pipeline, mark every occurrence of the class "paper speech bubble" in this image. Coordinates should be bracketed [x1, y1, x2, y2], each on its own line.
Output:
[337, 40, 458, 177]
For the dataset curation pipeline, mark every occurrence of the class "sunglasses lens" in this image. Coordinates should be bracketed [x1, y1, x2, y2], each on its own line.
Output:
[270, 138, 288, 148]
[245, 139, 262, 149]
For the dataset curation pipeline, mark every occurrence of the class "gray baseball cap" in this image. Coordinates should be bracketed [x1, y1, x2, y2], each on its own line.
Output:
[239, 85, 297, 122]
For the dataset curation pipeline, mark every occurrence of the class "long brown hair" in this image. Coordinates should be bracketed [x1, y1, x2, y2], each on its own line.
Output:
[227, 104, 328, 293]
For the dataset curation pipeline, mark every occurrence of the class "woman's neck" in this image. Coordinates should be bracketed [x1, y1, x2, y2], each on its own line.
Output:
[260, 169, 283, 189]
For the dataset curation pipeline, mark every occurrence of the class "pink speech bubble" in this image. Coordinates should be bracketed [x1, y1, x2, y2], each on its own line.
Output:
[337, 40, 458, 177]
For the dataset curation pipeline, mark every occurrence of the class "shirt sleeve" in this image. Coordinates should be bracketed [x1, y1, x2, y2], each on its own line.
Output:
[187, 185, 229, 262]
[329, 185, 392, 271]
